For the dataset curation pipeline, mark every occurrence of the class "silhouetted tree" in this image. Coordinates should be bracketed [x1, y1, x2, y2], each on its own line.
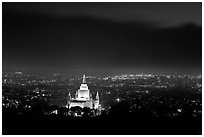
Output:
[31, 104, 43, 118]
[109, 100, 130, 116]
[58, 107, 69, 117]
[47, 105, 59, 114]
[82, 107, 91, 117]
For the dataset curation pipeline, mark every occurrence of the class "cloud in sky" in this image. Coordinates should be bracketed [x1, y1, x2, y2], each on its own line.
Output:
[2, 2, 202, 75]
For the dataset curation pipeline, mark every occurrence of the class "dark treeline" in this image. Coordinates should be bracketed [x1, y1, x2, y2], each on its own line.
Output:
[3, 98, 201, 135]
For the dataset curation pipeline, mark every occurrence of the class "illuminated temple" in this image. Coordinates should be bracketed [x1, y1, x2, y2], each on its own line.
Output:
[67, 75, 99, 109]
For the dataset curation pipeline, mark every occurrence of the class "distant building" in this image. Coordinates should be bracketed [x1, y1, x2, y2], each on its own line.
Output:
[67, 75, 99, 109]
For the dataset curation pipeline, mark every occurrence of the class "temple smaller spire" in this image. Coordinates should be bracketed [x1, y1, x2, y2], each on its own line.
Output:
[90, 92, 92, 99]
[68, 92, 71, 99]
[67, 92, 71, 107]
[96, 91, 99, 100]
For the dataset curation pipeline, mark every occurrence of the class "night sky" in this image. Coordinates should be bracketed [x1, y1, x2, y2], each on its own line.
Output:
[2, 2, 202, 76]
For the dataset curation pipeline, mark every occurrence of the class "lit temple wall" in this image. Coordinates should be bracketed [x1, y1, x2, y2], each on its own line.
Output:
[77, 89, 90, 99]
[69, 101, 93, 109]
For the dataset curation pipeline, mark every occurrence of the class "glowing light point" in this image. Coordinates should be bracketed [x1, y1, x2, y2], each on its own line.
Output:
[177, 109, 182, 113]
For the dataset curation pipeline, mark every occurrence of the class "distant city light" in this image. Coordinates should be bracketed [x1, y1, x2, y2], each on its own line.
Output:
[177, 109, 182, 113]
[2, 72, 202, 121]
[15, 72, 22, 75]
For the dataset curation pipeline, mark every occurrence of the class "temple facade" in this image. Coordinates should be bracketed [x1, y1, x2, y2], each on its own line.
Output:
[67, 75, 99, 109]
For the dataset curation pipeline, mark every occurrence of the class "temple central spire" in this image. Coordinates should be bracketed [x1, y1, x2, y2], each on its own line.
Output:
[82, 74, 86, 84]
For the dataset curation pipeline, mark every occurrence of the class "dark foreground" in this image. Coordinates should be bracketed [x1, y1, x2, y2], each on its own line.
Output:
[3, 107, 201, 135]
